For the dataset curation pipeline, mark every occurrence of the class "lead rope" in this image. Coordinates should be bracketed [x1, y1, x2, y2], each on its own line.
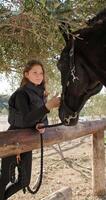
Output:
[27, 133, 43, 194]
[9, 154, 21, 184]
[27, 122, 63, 194]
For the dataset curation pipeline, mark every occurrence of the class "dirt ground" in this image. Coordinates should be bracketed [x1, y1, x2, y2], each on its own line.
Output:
[5, 137, 106, 200]
[0, 116, 106, 200]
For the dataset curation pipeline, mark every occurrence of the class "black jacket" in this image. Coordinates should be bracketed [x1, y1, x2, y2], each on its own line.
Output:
[8, 81, 49, 129]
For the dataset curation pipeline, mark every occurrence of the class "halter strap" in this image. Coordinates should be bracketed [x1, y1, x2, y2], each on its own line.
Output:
[61, 37, 79, 118]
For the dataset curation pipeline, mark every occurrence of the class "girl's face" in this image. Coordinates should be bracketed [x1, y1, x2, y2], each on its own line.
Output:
[25, 65, 44, 85]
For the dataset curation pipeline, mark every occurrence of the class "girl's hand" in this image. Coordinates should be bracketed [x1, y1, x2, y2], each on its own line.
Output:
[45, 93, 61, 111]
[36, 123, 45, 134]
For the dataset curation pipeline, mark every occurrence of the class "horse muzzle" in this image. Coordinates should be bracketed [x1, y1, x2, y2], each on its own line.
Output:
[59, 105, 79, 126]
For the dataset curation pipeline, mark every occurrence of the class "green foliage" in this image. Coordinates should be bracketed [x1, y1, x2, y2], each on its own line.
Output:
[0, 0, 106, 74]
[0, 7, 62, 80]
[81, 93, 106, 118]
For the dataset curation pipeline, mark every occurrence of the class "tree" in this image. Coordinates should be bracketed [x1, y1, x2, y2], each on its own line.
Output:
[0, 0, 105, 73]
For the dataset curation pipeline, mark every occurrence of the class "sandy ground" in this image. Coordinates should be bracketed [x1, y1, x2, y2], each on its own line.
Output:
[0, 115, 106, 200]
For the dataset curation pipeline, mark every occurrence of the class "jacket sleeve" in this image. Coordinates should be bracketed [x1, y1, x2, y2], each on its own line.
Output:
[15, 91, 50, 127]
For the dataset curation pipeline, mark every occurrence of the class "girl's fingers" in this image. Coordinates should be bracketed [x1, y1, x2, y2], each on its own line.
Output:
[38, 128, 45, 134]
[36, 123, 44, 129]
[36, 123, 45, 133]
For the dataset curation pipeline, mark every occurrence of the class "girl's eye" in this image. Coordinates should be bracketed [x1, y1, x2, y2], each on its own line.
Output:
[33, 72, 43, 75]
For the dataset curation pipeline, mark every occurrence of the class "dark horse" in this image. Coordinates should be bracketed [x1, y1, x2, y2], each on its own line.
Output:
[57, 9, 106, 126]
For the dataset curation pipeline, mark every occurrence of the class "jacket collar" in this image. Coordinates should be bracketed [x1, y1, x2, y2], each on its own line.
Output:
[25, 81, 45, 97]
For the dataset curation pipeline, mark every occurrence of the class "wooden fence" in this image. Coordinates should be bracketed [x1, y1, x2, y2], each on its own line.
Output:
[0, 119, 106, 196]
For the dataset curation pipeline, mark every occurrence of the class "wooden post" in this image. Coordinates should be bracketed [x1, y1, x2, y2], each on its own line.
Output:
[92, 131, 105, 196]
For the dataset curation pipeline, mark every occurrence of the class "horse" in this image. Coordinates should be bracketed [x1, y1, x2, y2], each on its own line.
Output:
[57, 8, 106, 126]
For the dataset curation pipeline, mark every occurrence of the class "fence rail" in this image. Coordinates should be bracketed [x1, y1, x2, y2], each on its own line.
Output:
[0, 119, 106, 196]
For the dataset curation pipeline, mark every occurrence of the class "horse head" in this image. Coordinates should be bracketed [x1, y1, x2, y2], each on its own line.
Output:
[57, 9, 106, 126]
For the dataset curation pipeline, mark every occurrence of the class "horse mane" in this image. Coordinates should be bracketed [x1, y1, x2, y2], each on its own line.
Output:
[73, 9, 106, 40]
[87, 8, 106, 26]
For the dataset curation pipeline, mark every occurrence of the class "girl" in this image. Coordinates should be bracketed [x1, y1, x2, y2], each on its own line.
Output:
[0, 60, 60, 200]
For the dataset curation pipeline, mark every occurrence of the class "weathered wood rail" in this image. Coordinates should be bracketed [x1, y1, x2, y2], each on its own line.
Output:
[0, 119, 106, 196]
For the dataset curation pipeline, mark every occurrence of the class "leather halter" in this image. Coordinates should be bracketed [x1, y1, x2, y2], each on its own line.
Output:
[61, 37, 79, 124]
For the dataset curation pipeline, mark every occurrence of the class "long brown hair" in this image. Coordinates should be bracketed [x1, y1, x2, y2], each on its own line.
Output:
[20, 60, 48, 96]
[20, 60, 45, 86]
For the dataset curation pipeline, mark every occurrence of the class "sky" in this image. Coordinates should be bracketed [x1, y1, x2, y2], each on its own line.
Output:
[0, 74, 12, 95]
[0, 73, 19, 95]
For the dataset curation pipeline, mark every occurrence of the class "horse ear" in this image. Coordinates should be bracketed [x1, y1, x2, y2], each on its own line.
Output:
[59, 22, 72, 44]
